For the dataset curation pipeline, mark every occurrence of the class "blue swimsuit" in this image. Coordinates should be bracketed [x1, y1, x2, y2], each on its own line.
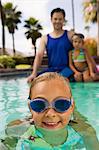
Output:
[38, 30, 73, 78]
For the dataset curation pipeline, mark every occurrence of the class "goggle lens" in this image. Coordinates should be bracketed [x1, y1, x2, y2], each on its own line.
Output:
[54, 99, 71, 112]
[30, 99, 46, 112]
[30, 98, 72, 113]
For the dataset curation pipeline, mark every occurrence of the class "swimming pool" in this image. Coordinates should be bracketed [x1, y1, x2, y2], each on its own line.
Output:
[0, 77, 99, 141]
[71, 82, 99, 140]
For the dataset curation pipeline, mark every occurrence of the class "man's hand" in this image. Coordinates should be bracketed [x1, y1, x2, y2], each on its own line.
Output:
[27, 73, 37, 83]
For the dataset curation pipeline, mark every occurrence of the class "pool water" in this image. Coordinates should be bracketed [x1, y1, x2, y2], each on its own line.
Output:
[0, 77, 99, 141]
[71, 82, 99, 140]
[0, 77, 29, 138]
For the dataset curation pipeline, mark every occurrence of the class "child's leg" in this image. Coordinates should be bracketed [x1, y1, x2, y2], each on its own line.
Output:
[92, 73, 99, 81]
[74, 73, 83, 82]
[83, 70, 93, 82]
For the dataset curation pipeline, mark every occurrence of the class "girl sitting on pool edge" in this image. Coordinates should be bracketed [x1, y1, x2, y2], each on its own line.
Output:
[16, 72, 91, 149]
[69, 33, 99, 82]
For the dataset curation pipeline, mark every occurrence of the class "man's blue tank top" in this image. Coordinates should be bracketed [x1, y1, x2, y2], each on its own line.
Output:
[46, 30, 73, 70]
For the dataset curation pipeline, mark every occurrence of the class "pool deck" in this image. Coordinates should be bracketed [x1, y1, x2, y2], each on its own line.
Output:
[0, 68, 32, 77]
[0, 56, 99, 78]
[0, 56, 48, 78]
[0, 65, 47, 78]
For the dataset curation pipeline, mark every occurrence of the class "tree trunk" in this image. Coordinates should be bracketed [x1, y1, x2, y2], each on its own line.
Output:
[34, 45, 36, 57]
[12, 33, 15, 55]
[0, 0, 6, 55]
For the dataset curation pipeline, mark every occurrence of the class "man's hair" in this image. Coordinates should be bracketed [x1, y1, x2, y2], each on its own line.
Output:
[29, 72, 70, 99]
[51, 8, 65, 18]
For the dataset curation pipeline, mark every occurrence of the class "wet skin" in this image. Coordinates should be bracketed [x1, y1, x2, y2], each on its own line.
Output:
[30, 78, 74, 130]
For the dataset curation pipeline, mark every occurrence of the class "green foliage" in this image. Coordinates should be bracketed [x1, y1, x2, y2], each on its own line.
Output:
[0, 55, 32, 68]
[15, 64, 31, 69]
[0, 55, 15, 68]
[3, 2, 22, 55]
[83, 0, 97, 23]
[4, 2, 22, 33]
[3, 2, 13, 9]
[12, 56, 29, 65]
[24, 17, 42, 46]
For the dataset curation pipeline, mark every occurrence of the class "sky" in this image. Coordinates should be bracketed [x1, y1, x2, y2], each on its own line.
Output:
[0, 0, 97, 56]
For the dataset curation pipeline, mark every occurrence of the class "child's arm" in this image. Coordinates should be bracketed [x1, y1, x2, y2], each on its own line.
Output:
[84, 49, 96, 70]
[84, 50, 95, 76]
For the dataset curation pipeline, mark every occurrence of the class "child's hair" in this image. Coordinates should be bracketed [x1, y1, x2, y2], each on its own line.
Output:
[51, 8, 66, 18]
[72, 33, 84, 40]
[29, 72, 70, 99]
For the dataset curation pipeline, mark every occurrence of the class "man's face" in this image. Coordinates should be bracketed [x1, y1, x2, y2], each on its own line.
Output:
[51, 12, 65, 30]
[29, 78, 74, 130]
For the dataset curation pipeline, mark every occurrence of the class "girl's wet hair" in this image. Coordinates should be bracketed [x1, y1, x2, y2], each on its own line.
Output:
[29, 72, 70, 99]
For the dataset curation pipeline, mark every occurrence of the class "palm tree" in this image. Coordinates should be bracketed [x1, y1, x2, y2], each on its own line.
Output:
[83, 0, 98, 55]
[24, 17, 43, 56]
[0, 0, 6, 55]
[3, 2, 22, 55]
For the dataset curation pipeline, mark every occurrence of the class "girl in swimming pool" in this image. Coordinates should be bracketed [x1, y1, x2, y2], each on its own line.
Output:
[16, 72, 86, 149]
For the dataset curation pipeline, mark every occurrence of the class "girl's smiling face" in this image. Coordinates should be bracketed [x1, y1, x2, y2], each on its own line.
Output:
[29, 78, 74, 130]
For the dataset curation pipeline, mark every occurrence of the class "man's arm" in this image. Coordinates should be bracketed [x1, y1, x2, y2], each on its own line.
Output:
[27, 35, 47, 83]
[67, 29, 75, 42]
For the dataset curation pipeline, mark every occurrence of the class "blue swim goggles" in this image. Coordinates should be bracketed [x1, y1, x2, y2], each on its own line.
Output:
[29, 98, 72, 113]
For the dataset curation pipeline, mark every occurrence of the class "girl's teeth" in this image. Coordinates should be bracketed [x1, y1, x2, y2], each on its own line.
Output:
[46, 122, 57, 125]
